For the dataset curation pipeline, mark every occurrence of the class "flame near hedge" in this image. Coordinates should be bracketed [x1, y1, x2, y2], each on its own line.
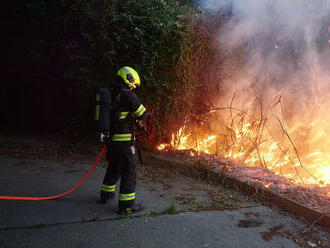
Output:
[159, 1, 330, 191]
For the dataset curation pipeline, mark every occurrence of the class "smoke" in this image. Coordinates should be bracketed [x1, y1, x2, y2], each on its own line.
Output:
[198, 0, 330, 123]
[189, 0, 330, 182]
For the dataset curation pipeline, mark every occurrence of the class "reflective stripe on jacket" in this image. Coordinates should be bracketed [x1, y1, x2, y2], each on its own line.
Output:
[111, 88, 147, 141]
[112, 133, 132, 142]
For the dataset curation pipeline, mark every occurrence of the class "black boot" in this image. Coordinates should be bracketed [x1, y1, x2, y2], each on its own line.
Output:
[117, 203, 145, 215]
[100, 191, 115, 204]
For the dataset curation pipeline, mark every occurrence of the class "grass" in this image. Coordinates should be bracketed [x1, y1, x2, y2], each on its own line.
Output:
[161, 199, 177, 215]
[35, 223, 47, 229]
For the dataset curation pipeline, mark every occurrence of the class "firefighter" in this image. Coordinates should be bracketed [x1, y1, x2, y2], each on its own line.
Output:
[100, 66, 150, 215]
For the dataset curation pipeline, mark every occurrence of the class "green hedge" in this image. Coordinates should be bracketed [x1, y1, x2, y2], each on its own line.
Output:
[63, 0, 198, 140]
[22, 0, 221, 142]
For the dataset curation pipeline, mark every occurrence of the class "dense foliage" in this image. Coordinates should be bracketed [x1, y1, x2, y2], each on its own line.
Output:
[1, 0, 224, 143]
[62, 0, 198, 141]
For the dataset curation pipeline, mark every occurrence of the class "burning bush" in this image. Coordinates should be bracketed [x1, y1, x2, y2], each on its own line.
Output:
[159, 1, 330, 195]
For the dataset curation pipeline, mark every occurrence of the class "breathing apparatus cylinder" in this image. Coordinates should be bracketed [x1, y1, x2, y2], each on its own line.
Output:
[95, 88, 112, 141]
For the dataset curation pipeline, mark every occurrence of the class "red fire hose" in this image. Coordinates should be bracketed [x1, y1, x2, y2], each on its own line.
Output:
[0, 145, 106, 201]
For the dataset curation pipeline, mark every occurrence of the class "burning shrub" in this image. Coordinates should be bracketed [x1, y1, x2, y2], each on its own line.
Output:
[159, 1, 330, 195]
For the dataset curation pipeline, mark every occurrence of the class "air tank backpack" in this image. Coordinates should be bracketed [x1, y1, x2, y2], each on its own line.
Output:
[95, 88, 119, 142]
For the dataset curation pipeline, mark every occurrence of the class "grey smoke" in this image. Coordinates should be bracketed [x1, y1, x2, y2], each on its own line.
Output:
[198, 0, 330, 124]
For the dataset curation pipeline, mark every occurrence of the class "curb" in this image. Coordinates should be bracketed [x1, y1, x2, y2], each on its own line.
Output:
[144, 152, 330, 231]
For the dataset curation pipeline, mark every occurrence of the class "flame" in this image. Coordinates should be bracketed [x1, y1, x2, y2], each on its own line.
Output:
[264, 182, 273, 188]
[157, 96, 330, 193]
[157, 144, 168, 150]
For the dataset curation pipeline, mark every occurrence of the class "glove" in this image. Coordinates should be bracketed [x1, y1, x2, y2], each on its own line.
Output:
[137, 121, 147, 132]
[100, 131, 110, 142]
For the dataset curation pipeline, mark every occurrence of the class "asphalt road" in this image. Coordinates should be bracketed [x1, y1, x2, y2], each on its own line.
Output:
[0, 154, 329, 248]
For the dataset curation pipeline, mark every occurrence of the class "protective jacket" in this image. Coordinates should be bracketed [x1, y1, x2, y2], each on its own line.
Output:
[111, 87, 147, 142]
[102, 84, 147, 209]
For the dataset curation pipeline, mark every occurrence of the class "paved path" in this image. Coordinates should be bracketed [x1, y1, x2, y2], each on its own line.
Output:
[0, 154, 328, 248]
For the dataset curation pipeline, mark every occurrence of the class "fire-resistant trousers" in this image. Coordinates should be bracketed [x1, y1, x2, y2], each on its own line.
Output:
[103, 141, 136, 209]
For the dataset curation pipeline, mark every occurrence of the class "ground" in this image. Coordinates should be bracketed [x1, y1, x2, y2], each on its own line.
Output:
[0, 138, 329, 248]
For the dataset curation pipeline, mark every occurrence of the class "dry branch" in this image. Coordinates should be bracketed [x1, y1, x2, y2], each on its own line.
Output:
[171, 93, 320, 186]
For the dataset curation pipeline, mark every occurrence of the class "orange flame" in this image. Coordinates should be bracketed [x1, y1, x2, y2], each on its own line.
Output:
[157, 144, 168, 150]
[157, 97, 330, 192]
